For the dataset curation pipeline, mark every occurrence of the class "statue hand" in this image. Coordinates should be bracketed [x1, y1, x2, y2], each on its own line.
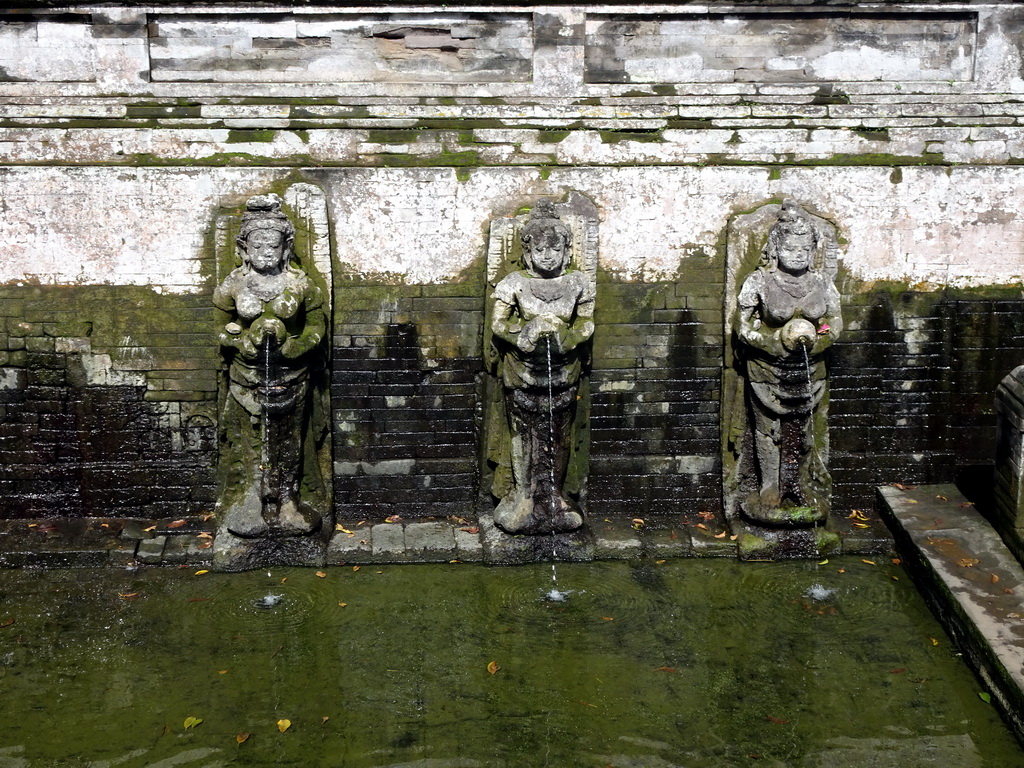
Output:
[220, 331, 258, 359]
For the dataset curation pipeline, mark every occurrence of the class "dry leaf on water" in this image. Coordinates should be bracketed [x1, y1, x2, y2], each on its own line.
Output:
[183, 717, 203, 730]
[487, 661, 500, 675]
[236, 733, 250, 744]
[315, 571, 327, 579]
[277, 719, 291, 733]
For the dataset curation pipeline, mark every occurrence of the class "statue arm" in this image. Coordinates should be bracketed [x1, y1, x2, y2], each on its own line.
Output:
[737, 275, 786, 358]
[562, 295, 595, 352]
[280, 290, 326, 360]
[809, 281, 843, 356]
[213, 279, 257, 359]
[491, 297, 524, 346]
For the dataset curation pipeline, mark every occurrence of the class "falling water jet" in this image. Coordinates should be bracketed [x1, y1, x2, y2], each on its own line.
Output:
[547, 336, 559, 588]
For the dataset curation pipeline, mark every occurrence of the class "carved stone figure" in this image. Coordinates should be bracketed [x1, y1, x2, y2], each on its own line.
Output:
[485, 197, 597, 535]
[214, 193, 329, 540]
[728, 200, 843, 527]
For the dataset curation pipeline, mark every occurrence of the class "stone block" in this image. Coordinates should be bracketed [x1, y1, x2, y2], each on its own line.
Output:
[404, 521, 457, 561]
[326, 531, 373, 564]
[136, 535, 167, 564]
[370, 523, 407, 559]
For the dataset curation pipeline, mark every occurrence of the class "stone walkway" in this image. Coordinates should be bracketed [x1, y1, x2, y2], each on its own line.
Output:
[0, 510, 893, 568]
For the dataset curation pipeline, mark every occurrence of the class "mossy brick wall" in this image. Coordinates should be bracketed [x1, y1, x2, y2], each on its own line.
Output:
[0, 286, 218, 519]
[830, 290, 1024, 516]
[330, 277, 484, 521]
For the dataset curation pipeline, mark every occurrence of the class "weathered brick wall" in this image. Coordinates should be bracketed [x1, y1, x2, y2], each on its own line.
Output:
[1, 2, 1023, 527]
[0, 286, 218, 518]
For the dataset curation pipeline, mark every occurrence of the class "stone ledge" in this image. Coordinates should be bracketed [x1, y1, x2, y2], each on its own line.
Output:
[878, 483, 1024, 745]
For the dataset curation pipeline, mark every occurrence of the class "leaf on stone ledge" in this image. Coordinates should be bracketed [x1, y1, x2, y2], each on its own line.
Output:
[459, 527, 480, 534]
[167, 520, 187, 529]
[335, 524, 355, 534]
[956, 558, 980, 568]
[385, 515, 401, 524]
[196, 532, 213, 539]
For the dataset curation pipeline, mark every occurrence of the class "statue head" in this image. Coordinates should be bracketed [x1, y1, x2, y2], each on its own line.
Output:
[237, 194, 296, 275]
[521, 200, 572, 278]
[764, 200, 818, 275]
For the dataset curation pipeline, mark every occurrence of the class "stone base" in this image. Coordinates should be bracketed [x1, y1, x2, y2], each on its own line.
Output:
[729, 516, 840, 561]
[212, 530, 328, 572]
[480, 512, 594, 565]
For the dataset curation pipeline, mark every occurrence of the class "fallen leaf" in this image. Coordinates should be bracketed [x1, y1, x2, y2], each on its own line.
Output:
[197, 532, 213, 539]
[322, 716, 330, 725]
[143, 525, 157, 532]
[357, 520, 366, 526]
[979, 692, 992, 704]
[201, 513, 214, 522]
[838, 569, 846, 574]
[487, 661, 501, 675]
[930, 638, 939, 646]
[714, 531, 727, 539]
[280, 577, 287, 583]
[335, 524, 354, 534]
[670, 530, 678, 540]
[853, 523, 870, 529]
[183, 716, 203, 730]
[655, 559, 666, 564]
[315, 571, 327, 578]
[1005, 588, 1016, 595]
[601, 616, 615, 621]
[194, 570, 209, 576]
[959, 502, 975, 508]
[889, 668, 907, 674]
[100, 523, 110, 529]
[696, 523, 708, 530]
[906, 499, 919, 504]
[118, 592, 139, 600]
[936, 495, 948, 501]
[697, 511, 715, 521]
[654, 666, 676, 673]
[956, 558, 980, 568]
[892, 558, 902, 565]
[581, 701, 598, 708]
[197, 542, 213, 550]
[893, 483, 906, 490]
[385, 515, 401, 524]
[459, 527, 480, 534]
[730, 535, 739, 541]
[992, 574, 1000, 584]
[167, 519, 187, 529]
[766, 716, 789, 725]
[631, 518, 645, 525]
[337, 602, 348, 607]
[0, 618, 14, 628]
[219, 670, 228, 674]
[818, 559, 829, 565]
[861, 560, 876, 565]
[352, 566, 360, 572]
[277, 719, 291, 733]
[236, 732, 250, 744]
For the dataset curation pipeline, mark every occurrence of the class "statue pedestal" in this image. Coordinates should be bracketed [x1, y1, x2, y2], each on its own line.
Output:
[728, 516, 840, 561]
[212, 529, 329, 572]
[479, 513, 594, 566]
[995, 365, 1024, 564]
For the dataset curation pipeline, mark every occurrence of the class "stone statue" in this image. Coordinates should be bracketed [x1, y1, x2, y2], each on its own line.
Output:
[485, 198, 597, 535]
[730, 200, 843, 526]
[214, 193, 329, 539]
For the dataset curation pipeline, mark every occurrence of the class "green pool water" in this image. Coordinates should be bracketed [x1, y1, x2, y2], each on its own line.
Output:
[0, 557, 1020, 767]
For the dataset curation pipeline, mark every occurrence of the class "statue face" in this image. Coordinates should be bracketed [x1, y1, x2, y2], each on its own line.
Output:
[777, 235, 813, 275]
[525, 230, 569, 278]
[244, 229, 286, 275]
